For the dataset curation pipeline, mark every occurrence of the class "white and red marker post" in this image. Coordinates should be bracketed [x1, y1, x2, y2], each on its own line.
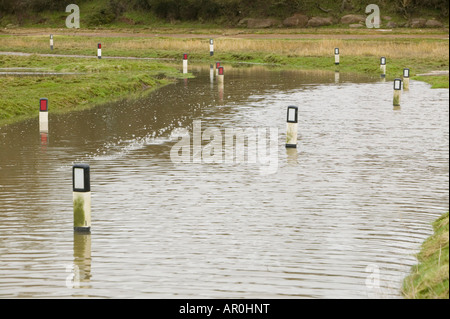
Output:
[215, 62, 221, 76]
[183, 53, 188, 74]
[97, 43, 102, 59]
[39, 98, 49, 133]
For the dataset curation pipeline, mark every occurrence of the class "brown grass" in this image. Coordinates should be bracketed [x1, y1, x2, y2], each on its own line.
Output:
[0, 35, 448, 60]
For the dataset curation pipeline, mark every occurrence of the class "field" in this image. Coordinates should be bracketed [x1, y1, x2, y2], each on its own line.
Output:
[1, 28, 448, 127]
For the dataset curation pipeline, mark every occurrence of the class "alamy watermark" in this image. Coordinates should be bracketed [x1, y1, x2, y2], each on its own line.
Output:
[170, 120, 279, 175]
[366, 4, 380, 28]
[66, 4, 80, 29]
[65, 264, 80, 289]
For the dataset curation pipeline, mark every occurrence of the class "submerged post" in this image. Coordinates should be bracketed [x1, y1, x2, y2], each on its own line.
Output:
[380, 57, 386, 78]
[210, 64, 214, 85]
[334, 48, 339, 65]
[73, 164, 91, 233]
[403, 68, 410, 91]
[39, 98, 48, 132]
[183, 53, 188, 74]
[217, 66, 224, 84]
[286, 106, 298, 148]
[50, 34, 54, 50]
[215, 62, 221, 76]
[393, 78, 402, 107]
[97, 43, 102, 59]
[210, 39, 214, 56]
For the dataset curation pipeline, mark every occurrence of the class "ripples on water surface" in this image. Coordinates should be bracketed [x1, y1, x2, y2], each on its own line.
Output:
[0, 65, 448, 298]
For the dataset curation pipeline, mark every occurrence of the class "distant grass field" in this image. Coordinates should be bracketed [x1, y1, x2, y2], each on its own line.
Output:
[0, 32, 448, 86]
[0, 28, 448, 127]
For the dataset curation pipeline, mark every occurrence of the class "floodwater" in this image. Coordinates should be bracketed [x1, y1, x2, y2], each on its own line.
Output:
[0, 65, 448, 298]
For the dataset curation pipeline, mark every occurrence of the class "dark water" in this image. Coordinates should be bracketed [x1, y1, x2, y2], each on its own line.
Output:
[0, 65, 448, 298]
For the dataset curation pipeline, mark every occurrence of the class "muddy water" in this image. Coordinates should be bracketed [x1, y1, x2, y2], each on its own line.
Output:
[0, 65, 448, 298]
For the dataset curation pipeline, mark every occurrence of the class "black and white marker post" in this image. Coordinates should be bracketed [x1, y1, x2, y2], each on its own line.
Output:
[403, 68, 410, 91]
[50, 34, 54, 50]
[73, 164, 91, 233]
[334, 48, 339, 65]
[380, 57, 386, 78]
[183, 53, 188, 74]
[285, 106, 298, 148]
[39, 98, 49, 133]
[393, 78, 402, 107]
[97, 43, 102, 59]
[210, 39, 214, 56]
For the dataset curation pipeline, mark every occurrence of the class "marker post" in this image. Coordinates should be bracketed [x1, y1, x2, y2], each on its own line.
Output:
[97, 43, 102, 59]
[217, 67, 224, 84]
[380, 57, 386, 78]
[403, 68, 410, 91]
[210, 39, 214, 56]
[73, 164, 91, 233]
[393, 78, 402, 107]
[183, 53, 188, 74]
[215, 62, 221, 76]
[39, 98, 49, 133]
[286, 106, 298, 148]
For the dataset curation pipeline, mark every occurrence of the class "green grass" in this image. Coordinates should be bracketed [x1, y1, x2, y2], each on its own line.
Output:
[403, 212, 449, 299]
[412, 75, 449, 89]
[0, 55, 184, 127]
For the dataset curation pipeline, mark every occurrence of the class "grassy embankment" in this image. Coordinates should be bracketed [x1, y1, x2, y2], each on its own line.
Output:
[0, 54, 184, 127]
[403, 212, 449, 299]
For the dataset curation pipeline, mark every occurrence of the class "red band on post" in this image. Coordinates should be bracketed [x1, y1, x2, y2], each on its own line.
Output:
[40, 99, 48, 112]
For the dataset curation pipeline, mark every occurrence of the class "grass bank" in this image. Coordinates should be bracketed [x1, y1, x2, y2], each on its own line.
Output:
[0, 54, 183, 127]
[403, 212, 449, 299]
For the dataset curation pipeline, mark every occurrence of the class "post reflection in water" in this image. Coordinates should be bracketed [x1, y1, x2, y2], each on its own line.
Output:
[285, 147, 299, 166]
[73, 232, 92, 289]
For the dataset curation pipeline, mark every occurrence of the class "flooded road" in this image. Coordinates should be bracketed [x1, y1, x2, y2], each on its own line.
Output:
[0, 65, 448, 298]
